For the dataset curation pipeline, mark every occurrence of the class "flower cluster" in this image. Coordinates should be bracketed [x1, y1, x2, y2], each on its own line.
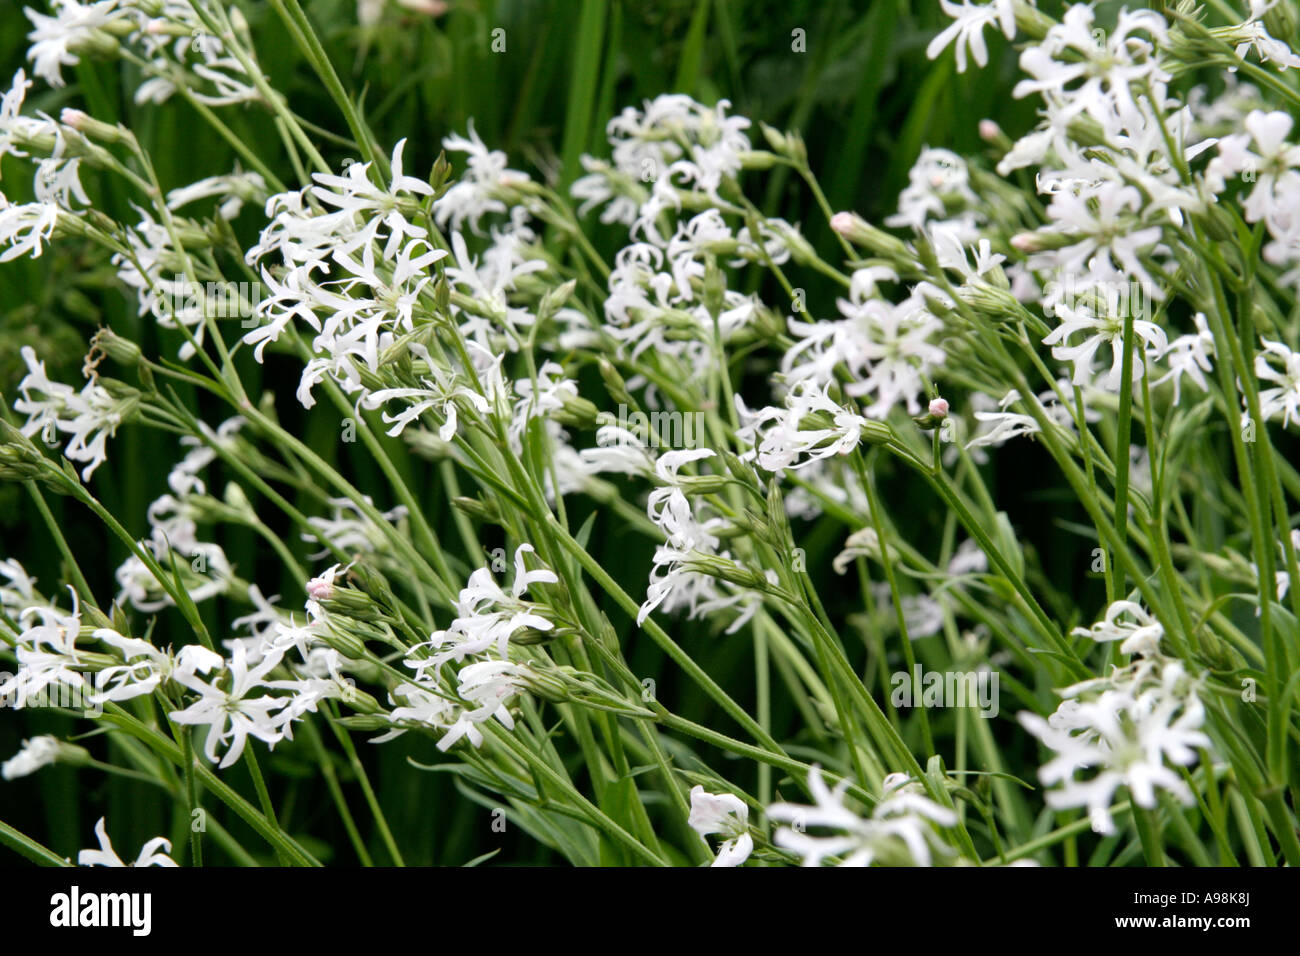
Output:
[1019, 600, 1210, 835]
[385, 544, 557, 751]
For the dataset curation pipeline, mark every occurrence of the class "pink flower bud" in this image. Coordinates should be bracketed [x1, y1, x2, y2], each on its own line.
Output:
[306, 576, 334, 602]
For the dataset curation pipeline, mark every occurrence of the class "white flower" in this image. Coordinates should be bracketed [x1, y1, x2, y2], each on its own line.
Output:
[1041, 293, 1167, 391]
[439, 659, 530, 752]
[1073, 600, 1164, 657]
[1012, 6, 1169, 136]
[243, 140, 447, 405]
[358, 0, 447, 27]
[113, 208, 212, 360]
[735, 382, 872, 475]
[78, 817, 178, 867]
[359, 342, 492, 440]
[0, 589, 86, 707]
[89, 630, 223, 704]
[1019, 660, 1210, 835]
[784, 276, 944, 419]
[114, 488, 233, 613]
[435, 121, 529, 233]
[376, 682, 460, 744]
[311, 138, 433, 254]
[687, 785, 753, 867]
[927, 0, 1016, 73]
[167, 169, 268, 221]
[1231, 13, 1300, 71]
[833, 527, 883, 575]
[407, 544, 557, 670]
[169, 643, 291, 769]
[304, 497, 408, 557]
[885, 148, 979, 237]
[25, 0, 125, 89]
[636, 448, 758, 631]
[1, 735, 60, 780]
[1208, 110, 1300, 227]
[1256, 338, 1300, 426]
[0, 198, 59, 261]
[14, 345, 131, 479]
[768, 767, 959, 867]
[1154, 312, 1215, 405]
[966, 404, 1039, 449]
[0, 558, 40, 615]
[947, 538, 989, 576]
[872, 584, 946, 640]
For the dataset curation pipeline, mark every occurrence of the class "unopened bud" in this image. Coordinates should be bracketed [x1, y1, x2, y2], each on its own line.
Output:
[1010, 230, 1074, 253]
[335, 715, 394, 731]
[538, 278, 578, 323]
[759, 123, 805, 163]
[674, 474, 730, 495]
[703, 256, 726, 319]
[831, 211, 912, 262]
[913, 398, 949, 430]
[89, 327, 142, 368]
[451, 495, 501, 523]
[338, 684, 383, 715]
[317, 624, 369, 660]
[738, 150, 781, 170]
[859, 420, 894, 446]
[60, 109, 128, 145]
[554, 393, 600, 429]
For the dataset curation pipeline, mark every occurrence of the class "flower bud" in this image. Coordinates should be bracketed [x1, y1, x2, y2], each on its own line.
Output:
[703, 256, 726, 319]
[0, 423, 69, 492]
[759, 123, 806, 163]
[318, 586, 385, 623]
[1009, 230, 1074, 253]
[335, 715, 395, 731]
[451, 495, 502, 523]
[673, 474, 730, 496]
[60, 109, 128, 145]
[832, 211, 913, 262]
[681, 554, 770, 589]
[978, 119, 1008, 146]
[317, 623, 370, 660]
[913, 397, 949, 430]
[338, 683, 383, 715]
[537, 278, 578, 323]
[1199, 202, 1238, 243]
[719, 449, 754, 482]
[553, 393, 600, 429]
[738, 150, 781, 170]
[89, 327, 142, 369]
[598, 358, 635, 408]
[859, 420, 894, 446]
